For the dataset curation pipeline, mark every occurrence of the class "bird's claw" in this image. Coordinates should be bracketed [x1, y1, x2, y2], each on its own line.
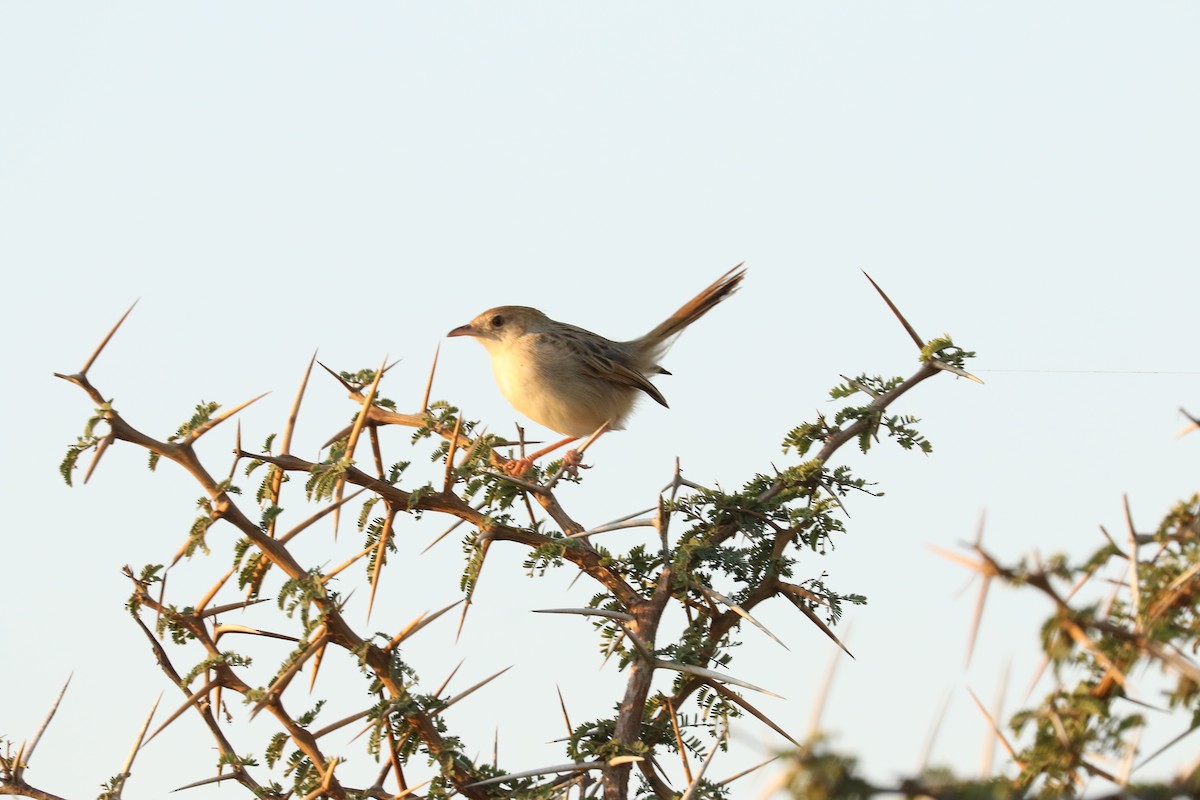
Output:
[502, 457, 535, 477]
[500, 449, 591, 481]
[560, 449, 591, 478]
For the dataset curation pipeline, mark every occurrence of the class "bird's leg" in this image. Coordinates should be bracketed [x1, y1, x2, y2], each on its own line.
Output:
[503, 435, 579, 477]
[560, 420, 612, 476]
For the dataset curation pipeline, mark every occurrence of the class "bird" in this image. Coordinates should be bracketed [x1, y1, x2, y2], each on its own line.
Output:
[447, 263, 745, 474]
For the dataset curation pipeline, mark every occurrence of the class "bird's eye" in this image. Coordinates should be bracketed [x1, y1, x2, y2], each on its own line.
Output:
[491, 315, 505, 328]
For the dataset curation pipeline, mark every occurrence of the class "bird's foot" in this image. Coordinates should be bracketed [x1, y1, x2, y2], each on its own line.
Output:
[502, 456, 536, 478]
[560, 448, 592, 478]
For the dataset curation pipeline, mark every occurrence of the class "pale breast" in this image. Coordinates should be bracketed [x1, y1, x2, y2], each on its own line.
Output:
[489, 332, 636, 437]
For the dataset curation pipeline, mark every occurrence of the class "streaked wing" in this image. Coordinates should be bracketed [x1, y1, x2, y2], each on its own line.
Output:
[542, 326, 669, 408]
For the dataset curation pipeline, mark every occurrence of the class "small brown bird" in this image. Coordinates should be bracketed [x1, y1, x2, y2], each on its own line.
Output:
[448, 263, 745, 471]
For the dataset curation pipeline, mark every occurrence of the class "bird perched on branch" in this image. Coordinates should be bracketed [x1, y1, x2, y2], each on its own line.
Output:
[448, 263, 745, 474]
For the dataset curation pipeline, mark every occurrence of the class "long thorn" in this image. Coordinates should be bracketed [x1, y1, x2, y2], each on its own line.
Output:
[112, 693, 162, 798]
[465, 761, 603, 788]
[322, 543, 376, 584]
[277, 488, 367, 545]
[965, 573, 993, 668]
[666, 697, 693, 783]
[281, 351, 317, 456]
[979, 662, 1010, 778]
[188, 392, 271, 443]
[387, 600, 464, 651]
[918, 691, 952, 773]
[81, 300, 139, 375]
[861, 271, 923, 348]
[19, 674, 73, 776]
[433, 660, 465, 699]
[1134, 722, 1200, 772]
[783, 592, 854, 658]
[83, 432, 114, 484]
[556, 685, 573, 737]
[307, 642, 327, 696]
[443, 412, 464, 493]
[440, 666, 513, 712]
[965, 686, 1020, 763]
[366, 510, 397, 622]
[1124, 494, 1141, 630]
[701, 586, 788, 650]
[422, 515, 469, 554]
[653, 657, 781, 698]
[717, 755, 780, 787]
[310, 706, 374, 741]
[705, 679, 801, 747]
[316, 359, 356, 393]
[144, 678, 220, 746]
[680, 736, 722, 800]
[420, 343, 441, 412]
[807, 626, 847, 740]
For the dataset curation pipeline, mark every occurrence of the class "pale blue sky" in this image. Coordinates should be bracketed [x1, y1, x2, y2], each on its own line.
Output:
[2, 3, 1198, 797]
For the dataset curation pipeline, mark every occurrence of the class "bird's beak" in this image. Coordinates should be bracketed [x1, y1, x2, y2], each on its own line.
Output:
[447, 323, 476, 338]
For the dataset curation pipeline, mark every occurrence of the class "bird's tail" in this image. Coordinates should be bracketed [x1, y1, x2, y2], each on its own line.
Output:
[634, 263, 746, 359]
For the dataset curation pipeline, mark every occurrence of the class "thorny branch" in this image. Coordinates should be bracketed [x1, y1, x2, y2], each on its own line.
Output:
[27, 278, 987, 800]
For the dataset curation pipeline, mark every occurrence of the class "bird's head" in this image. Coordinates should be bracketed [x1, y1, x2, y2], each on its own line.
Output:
[447, 306, 548, 352]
